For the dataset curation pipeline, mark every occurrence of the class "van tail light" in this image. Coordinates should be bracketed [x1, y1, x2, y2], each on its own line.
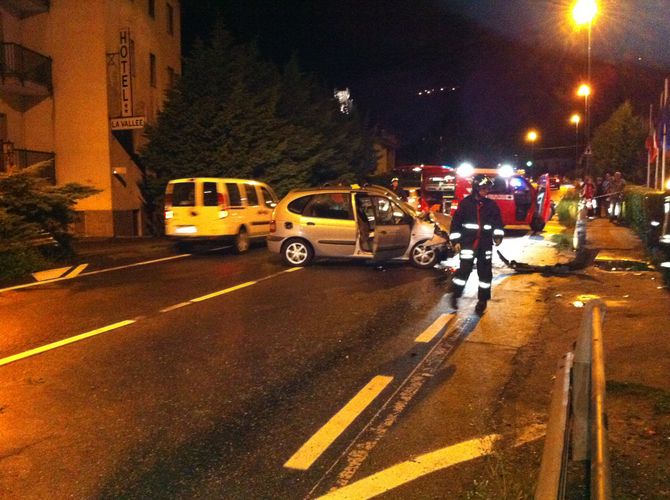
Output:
[270, 220, 276, 233]
[165, 210, 174, 220]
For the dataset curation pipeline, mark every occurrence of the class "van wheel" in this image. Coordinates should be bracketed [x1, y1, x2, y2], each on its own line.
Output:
[235, 227, 250, 254]
[175, 241, 192, 253]
[530, 215, 545, 233]
[411, 241, 439, 268]
[281, 239, 313, 267]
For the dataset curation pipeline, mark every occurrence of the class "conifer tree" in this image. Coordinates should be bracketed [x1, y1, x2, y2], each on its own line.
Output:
[141, 24, 375, 215]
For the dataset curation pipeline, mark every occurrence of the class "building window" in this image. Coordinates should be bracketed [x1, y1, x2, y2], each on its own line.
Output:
[167, 66, 175, 87]
[167, 3, 174, 35]
[150, 53, 156, 87]
[148, 0, 155, 18]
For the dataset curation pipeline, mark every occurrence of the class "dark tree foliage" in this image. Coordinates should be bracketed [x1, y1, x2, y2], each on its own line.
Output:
[141, 26, 375, 208]
[0, 162, 99, 251]
[591, 101, 647, 183]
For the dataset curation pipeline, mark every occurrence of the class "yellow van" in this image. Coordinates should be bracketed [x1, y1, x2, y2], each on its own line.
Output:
[164, 178, 278, 253]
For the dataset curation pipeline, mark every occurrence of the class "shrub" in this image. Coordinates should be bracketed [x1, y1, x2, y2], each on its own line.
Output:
[556, 188, 580, 227]
[0, 248, 49, 283]
[621, 185, 666, 246]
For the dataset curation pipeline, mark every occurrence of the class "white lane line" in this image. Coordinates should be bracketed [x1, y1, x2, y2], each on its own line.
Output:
[284, 375, 394, 471]
[0, 320, 135, 367]
[0, 254, 191, 294]
[159, 302, 192, 313]
[414, 313, 455, 343]
[318, 434, 499, 499]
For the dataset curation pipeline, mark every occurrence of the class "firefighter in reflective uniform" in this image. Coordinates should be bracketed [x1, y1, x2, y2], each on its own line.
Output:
[449, 175, 504, 315]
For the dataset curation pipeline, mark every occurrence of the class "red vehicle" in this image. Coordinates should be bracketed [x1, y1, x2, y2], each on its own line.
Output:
[451, 166, 552, 232]
[393, 165, 456, 214]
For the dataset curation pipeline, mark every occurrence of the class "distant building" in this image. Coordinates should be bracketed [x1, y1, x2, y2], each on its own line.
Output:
[373, 130, 398, 175]
[0, 0, 181, 236]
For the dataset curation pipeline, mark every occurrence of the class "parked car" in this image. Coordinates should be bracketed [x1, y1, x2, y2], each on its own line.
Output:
[267, 185, 450, 267]
[164, 177, 278, 253]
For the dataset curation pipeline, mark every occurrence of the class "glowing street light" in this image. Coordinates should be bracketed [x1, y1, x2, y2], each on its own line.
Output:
[571, 1, 598, 175]
[572, 0, 598, 26]
[570, 114, 581, 168]
[577, 84, 591, 97]
[525, 130, 539, 175]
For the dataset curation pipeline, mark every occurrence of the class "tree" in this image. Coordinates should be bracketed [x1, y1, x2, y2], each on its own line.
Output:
[0, 162, 99, 250]
[141, 25, 375, 222]
[591, 101, 647, 182]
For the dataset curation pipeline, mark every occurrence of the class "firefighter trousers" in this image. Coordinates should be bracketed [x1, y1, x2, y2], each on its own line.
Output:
[452, 246, 493, 301]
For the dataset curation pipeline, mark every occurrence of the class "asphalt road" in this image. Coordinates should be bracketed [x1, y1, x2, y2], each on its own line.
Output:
[0, 226, 557, 498]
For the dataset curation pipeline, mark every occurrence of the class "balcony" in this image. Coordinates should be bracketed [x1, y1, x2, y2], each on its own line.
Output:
[0, 43, 52, 97]
[0, 0, 49, 18]
[1, 146, 56, 183]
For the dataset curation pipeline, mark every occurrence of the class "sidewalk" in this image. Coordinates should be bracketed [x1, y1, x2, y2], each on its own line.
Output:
[328, 217, 670, 498]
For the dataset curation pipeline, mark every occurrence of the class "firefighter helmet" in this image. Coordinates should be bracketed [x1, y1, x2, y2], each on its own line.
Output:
[472, 175, 494, 193]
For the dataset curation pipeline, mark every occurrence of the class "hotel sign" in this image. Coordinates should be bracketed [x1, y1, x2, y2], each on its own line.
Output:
[111, 116, 145, 130]
[119, 28, 133, 117]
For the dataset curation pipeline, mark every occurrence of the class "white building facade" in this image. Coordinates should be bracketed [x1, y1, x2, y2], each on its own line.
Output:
[0, 0, 181, 236]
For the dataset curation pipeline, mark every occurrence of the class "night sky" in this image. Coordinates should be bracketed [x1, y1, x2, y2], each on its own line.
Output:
[181, 0, 669, 166]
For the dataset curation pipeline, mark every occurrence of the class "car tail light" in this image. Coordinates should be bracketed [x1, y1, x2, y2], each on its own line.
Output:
[270, 220, 276, 233]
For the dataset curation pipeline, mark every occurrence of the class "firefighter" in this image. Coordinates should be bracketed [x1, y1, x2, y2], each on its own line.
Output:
[449, 175, 504, 315]
[389, 177, 408, 201]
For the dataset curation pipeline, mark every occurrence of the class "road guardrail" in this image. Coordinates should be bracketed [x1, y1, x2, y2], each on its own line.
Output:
[535, 300, 611, 499]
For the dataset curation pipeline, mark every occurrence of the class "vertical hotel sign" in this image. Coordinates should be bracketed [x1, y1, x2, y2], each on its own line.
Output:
[111, 28, 145, 130]
[119, 28, 132, 117]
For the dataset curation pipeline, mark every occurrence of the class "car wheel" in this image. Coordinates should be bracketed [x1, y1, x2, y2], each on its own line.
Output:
[530, 215, 545, 233]
[281, 239, 313, 267]
[410, 240, 439, 268]
[235, 227, 250, 254]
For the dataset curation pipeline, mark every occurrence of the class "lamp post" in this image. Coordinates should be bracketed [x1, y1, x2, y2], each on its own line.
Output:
[525, 129, 539, 177]
[572, 0, 598, 176]
[571, 113, 581, 170]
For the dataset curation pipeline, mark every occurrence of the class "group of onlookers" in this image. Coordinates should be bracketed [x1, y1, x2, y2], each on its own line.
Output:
[578, 171, 626, 220]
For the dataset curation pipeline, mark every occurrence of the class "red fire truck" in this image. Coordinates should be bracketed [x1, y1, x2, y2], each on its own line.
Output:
[450, 164, 552, 232]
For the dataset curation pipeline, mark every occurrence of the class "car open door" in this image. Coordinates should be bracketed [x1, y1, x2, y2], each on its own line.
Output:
[370, 195, 412, 261]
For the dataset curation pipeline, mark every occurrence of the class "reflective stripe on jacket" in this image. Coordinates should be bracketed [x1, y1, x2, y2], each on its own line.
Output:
[449, 194, 504, 249]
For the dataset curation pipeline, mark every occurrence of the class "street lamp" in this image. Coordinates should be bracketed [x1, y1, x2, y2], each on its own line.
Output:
[525, 129, 539, 176]
[571, 113, 581, 169]
[572, 0, 598, 175]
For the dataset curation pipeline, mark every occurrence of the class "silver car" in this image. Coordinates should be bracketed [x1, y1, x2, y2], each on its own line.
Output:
[267, 185, 449, 267]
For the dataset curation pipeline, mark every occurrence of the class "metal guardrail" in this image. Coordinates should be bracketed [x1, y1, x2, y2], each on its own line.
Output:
[535, 300, 611, 499]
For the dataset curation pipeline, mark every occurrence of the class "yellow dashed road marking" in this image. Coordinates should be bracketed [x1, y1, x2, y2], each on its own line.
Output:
[285, 375, 394, 471]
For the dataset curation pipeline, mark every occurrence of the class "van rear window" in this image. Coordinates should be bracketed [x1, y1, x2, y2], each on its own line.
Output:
[172, 182, 195, 206]
[226, 183, 243, 207]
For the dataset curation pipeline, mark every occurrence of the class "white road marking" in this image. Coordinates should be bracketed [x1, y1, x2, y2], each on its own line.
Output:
[0, 320, 135, 367]
[159, 302, 192, 313]
[0, 254, 191, 294]
[414, 313, 455, 343]
[284, 375, 394, 471]
[1, 267, 303, 367]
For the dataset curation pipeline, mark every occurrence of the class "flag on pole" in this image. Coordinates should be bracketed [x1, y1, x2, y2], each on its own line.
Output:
[647, 122, 659, 163]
